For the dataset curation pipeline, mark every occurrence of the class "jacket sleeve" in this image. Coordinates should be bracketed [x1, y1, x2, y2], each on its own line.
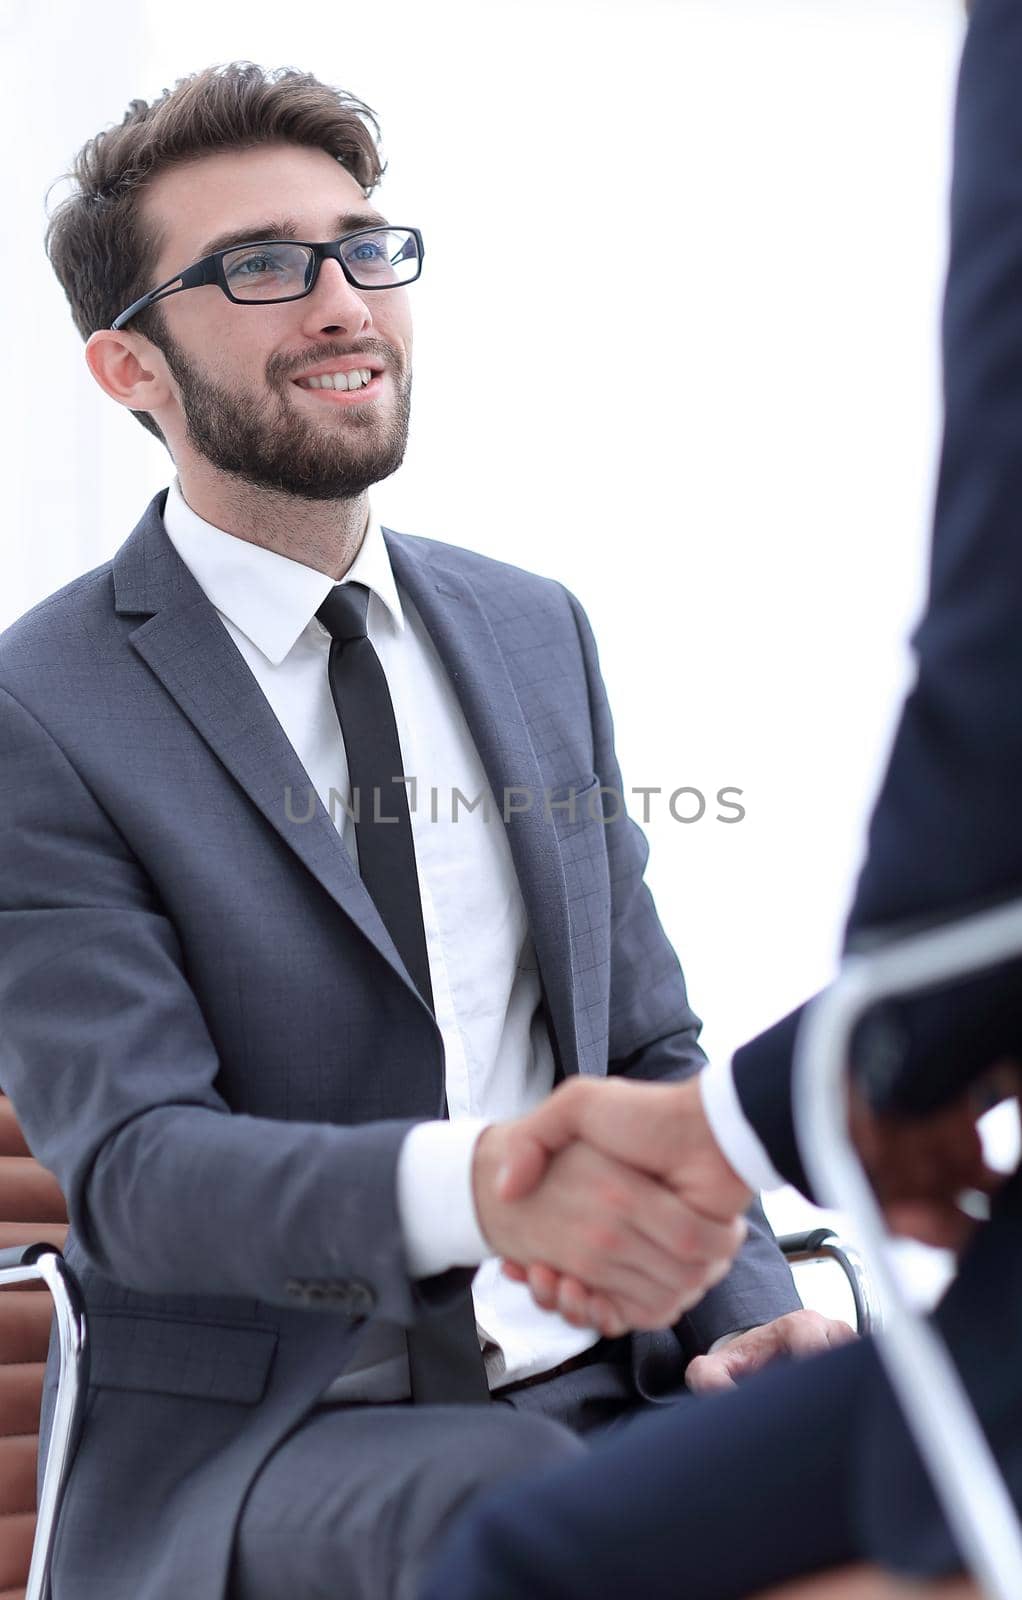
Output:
[838, 0, 1022, 1114]
[734, 0, 1022, 1189]
[563, 590, 802, 1347]
[0, 681, 466, 1322]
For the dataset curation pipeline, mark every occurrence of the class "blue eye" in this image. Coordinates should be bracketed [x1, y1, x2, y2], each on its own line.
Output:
[225, 245, 297, 280]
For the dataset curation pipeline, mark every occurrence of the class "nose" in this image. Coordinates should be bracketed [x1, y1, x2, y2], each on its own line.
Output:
[299, 255, 373, 338]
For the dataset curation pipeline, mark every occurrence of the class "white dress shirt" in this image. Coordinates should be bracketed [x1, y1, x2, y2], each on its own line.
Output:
[161, 475, 600, 1386]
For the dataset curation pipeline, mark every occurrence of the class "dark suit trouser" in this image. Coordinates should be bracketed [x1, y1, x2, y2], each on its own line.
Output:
[419, 1208, 1022, 1600]
[228, 1339, 657, 1600]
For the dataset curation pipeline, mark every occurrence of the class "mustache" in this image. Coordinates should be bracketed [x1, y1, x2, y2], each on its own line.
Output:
[277, 341, 398, 383]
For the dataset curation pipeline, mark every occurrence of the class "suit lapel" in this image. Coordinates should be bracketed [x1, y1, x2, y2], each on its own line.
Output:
[111, 492, 579, 1074]
[385, 531, 580, 1078]
[113, 491, 422, 1006]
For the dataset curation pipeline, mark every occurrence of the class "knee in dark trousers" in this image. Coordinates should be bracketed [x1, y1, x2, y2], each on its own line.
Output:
[230, 1402, 587, 1600]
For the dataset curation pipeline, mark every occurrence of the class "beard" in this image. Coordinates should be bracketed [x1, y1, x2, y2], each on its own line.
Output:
[155, 327, 412, 502]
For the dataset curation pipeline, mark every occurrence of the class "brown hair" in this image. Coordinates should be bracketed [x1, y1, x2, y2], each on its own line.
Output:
[44, 62, 388, 446]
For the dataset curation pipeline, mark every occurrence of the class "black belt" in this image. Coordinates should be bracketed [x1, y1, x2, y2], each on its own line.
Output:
[493, 1336, 631, 1395]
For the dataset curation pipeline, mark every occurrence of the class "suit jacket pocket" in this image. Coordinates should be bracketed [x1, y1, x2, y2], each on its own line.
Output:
[88, 1310, 278, 1405]
[546, 772, 603, 833]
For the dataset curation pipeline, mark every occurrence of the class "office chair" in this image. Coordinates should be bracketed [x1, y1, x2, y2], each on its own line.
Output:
[0, 1096, 85, 1600]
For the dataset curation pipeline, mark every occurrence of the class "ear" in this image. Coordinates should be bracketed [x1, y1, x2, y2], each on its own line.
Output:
[84, 329, 172, 414]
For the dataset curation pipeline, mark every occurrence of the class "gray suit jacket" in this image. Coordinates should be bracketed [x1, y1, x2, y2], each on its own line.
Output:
[0, 488, 798, 1599]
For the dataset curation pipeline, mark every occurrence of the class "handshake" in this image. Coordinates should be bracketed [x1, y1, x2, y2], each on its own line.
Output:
[471, 1075, 753, 1341]
[470, 1069, 1012, 1343]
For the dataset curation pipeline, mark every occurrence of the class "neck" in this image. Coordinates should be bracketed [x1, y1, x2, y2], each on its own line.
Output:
[174, 464, 370, 580]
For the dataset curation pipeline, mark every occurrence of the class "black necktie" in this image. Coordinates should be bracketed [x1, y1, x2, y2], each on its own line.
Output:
[316, 581, 490, 1405]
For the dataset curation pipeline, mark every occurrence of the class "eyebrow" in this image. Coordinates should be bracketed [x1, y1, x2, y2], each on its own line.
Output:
[197, 210, 391, 259]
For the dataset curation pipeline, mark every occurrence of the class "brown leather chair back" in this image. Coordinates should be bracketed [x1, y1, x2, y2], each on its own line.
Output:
[0, 1096, 67, 1599]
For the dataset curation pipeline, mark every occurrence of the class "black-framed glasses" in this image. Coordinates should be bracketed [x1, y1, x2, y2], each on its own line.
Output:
[110, 225, 424, 331]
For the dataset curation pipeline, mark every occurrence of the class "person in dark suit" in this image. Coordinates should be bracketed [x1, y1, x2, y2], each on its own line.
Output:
[0, 56, 835, 1600]
[417, 0, 1022, 1594]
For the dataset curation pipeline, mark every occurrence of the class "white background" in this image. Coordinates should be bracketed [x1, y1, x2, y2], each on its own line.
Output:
[3, 0, 996, 1319]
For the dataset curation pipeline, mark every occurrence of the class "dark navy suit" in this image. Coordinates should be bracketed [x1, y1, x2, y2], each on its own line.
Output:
[419, 0, 1022, 1593]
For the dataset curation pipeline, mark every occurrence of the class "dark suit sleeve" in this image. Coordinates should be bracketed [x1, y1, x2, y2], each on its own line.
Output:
[734, 0, 1022, 1186]
[563, 589, 802, 1345]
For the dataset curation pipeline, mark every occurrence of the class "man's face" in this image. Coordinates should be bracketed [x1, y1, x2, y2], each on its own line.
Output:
[136, 142, 413, 501]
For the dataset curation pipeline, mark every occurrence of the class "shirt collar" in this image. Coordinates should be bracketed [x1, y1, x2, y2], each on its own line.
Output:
[162, 473, 406, 666]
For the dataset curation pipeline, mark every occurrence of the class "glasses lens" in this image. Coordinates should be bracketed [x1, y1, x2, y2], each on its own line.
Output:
[223, 242, 315, 301]
[341, 229, 420, 288]
[222, 230, 420, 302]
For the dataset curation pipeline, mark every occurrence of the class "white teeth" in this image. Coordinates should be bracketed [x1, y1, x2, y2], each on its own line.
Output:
[301, 367, 373, 391]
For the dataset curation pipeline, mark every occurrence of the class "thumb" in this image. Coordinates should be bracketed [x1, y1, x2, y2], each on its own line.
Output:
[496, 1130, 554, 1201]
[497, 1084, 594, 1201]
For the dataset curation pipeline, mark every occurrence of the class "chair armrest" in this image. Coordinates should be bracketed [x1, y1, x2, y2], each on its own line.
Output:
[0, 1244, 88, 1600]
[777, 1228, 882, 1336]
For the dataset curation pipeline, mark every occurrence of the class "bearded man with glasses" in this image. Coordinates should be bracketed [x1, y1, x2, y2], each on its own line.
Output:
[0, 58, 828, 1600]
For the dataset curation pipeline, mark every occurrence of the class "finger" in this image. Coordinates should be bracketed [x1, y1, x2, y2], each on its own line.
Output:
[774, 1313, 841, 1359]
[554, 1279, 636, 1338]
[517, 1263, 594, 1325]
[825, 1318, 859, 1346]
[514, 1268, 628, 1338]
[555, 1275, 606, 1328]
[525, 1262, 560, 1310]
[576, 1225, 721, 1313]
[685, 1354, 737, 1394]
[626, 1177, 748, 1268]
[511, 1200, 725, 1316]
[511, 1081, 598, 1173]
[553, 1275, 618, 1332]
[565, 1287, 629, 1339]
[574, 1252, 712, 1327]
[571, 1153, 746, 1284]
[705, 1254, 734, 1291]
[497, 1081, 619, 1202]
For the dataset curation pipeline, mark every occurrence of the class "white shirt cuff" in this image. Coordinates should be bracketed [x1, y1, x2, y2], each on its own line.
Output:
[698, 1058, 786, 1194]
[396, 1118, 494, 1277]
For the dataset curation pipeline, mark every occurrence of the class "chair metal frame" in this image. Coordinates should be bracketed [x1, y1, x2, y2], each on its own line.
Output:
[778, 1226, 882, 1335]
[794, 898, 1022, 1600]
[0, 1242, 89, 1600]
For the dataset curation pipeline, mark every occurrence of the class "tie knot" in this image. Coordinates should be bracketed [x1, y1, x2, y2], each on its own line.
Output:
[317, 582, 370, 644]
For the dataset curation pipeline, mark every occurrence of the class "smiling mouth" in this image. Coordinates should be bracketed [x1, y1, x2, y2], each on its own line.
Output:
[291, 371, 386, 405]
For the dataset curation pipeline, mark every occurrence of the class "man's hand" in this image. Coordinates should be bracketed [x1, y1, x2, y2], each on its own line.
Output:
[472, 1104, 748, 1336]
[685, 1310, 857, 1393]
[495, 1075, 752, 1221]
[476, 1077, 752, 1335]
[850, 1061, 1019, 1251]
